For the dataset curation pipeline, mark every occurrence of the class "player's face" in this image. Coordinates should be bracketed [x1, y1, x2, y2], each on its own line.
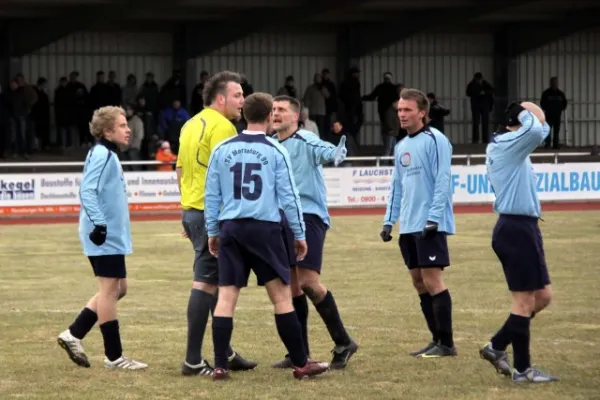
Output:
[398, 98, 425, 131]
[106, 114, 131, 146]
[223, 82, 244, 120]
[271, 101, 298, 132]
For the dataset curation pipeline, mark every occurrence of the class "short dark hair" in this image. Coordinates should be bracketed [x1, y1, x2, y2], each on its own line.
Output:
[243, 93, 273, 124]
[400, 88, 430, 124]
[273, 95, 301, 113]
[202, 71, 242, 106]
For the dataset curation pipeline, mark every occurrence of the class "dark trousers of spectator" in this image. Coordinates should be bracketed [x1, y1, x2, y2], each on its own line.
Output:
[10, 116, 29, 156]
[56, 124, 74, 148]
[33, 119, 51, 150]
[471, 108, 490, 144]
[545, 115, 561, 149]
[78, 119, 91, 145]
[311, 114, 326, 140]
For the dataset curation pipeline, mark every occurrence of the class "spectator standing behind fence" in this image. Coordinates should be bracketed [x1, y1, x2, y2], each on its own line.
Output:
[65, 71, 90, 147]
[466, 72, 494, 144]
[54, 77, 71, 149]
[383, 99, 400, 157]
[362, 72, 399, 148]
[139, 72, 160, 118]
[8, 79, 30, 158]
[159, 99, 190, 154]
[0, 84, 7, 158]
[107, 71, 122, 106]
[122, 104, 144, 171]
[190, 71, 209, 116]
[322, 68, 338, 139]
[89, 71, 112, 112]
[300, 107, 319, 137]
[303, 73, 329, 138]
[277, 76, 297, 98]
[427, 92, 451, 134]
[338, 67, 363, 146]
[122, 74, 138, 107]
[540, 77, 567, 149]
[32, 77, 51, 151]
[160, 70, 186, 109]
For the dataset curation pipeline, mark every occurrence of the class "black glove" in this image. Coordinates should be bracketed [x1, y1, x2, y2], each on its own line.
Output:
[505, 101, 526, 127]
[380, 225, 393, 242]
[89, 225, 107, 246]
[421, 221, 438, 238]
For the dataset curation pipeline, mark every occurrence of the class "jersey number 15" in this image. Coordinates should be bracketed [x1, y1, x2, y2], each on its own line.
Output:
[230, 162, 263, 201]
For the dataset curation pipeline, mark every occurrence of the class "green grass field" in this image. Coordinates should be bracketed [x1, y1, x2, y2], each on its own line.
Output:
[1, 211, 600, 400]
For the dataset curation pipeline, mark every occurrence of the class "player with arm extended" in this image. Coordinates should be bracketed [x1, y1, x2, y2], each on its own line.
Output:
[57, 106, 147, 370]
[270, 95, 357, 370]
[204, 93, 330, 381]
[479, 101, 558, 383]
[379, 88, 457, 358]
[176, 71, 256, 376]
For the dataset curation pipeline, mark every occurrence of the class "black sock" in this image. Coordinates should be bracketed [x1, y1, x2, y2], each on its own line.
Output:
[491, 314, 512, 351]
[510, 314, 531, 373]
[314, 291, 351, 347]
[293, 294, 310, 356]
[210, 291, 235, 358]
[432, 289, 454, 347]
[531, 311, 536, 319]
[99, 320, 123, 362]
[275, 311, 308, 367]
[418, 293, 438, 343]
[212, 316, 233, 370]
[185, 289, 213, 366]
[69, 307, 98, 340]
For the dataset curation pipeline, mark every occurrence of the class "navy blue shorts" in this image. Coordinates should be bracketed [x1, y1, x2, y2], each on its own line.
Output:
[492, 214, 551, 292]
[218, 219, 291, 288]
[399, 232, 450, 270]
[282, 213, 328, 273]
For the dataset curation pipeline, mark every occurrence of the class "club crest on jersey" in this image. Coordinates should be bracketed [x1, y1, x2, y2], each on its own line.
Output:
[400, 152, 411, 167]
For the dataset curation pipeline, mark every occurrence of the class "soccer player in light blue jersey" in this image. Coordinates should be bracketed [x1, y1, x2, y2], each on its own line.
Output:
[479, 101, 558, 383]
[270, 95, 358, 370]
[380, 88, 457, 358]
[57, 106, 147, 371]
[204, 93, 329, 381]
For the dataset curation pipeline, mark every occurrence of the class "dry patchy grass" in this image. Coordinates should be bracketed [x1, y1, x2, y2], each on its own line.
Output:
[1, 212, 600, 400]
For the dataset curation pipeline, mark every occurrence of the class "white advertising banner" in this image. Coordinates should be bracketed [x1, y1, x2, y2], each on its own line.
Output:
[0, 163, 599, 215]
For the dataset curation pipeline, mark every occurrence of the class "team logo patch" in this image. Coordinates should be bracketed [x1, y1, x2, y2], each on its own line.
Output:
[400, 152, 411, 167]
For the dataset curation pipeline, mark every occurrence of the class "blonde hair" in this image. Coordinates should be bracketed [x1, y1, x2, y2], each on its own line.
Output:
[400, 88, 431, 125]
[89, 106, 126, 140]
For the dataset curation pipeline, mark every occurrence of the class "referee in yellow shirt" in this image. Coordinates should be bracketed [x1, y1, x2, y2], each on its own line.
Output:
[177, 71, 257, 376]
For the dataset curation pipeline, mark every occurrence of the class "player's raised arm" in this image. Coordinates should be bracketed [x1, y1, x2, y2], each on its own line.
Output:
[497, 102, 545, 160]
[275, 146, 306, 240]
[204, 149, 222, 238]
[303, 132, 347, 166]
[427, 134, 453, 224]
[79, 147, 110, 227]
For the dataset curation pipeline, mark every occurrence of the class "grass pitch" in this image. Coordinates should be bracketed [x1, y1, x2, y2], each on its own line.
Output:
[1, 211, 600, 400]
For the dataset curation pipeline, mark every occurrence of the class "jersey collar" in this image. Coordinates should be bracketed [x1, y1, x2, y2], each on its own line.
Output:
[242, 130, 266, 135]
[99, 138, 118, 152]
[407, 126, 428, 138]
[276, 128, 300, 143]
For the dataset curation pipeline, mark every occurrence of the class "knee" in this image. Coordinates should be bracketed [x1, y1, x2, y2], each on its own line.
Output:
[192, 281, 218, 295]
[300, 281, 326, 304]
[536, 286, 553, 310]
[117, 280, 128, 300]
[411, 276, 426, 293]
[421, 270, 445, 294]
[512, 293, 536, 315]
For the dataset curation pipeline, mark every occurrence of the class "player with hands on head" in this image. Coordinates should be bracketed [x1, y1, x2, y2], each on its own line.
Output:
[479, 101, 558, 383]
[381, 88, 457, 359]
[204, 92, 329, 381]
[57, 106, 147, 371]
[270, 95, 358, 371]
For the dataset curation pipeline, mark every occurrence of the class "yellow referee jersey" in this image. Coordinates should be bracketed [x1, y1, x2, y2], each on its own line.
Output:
[177, 107, 237, 211]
